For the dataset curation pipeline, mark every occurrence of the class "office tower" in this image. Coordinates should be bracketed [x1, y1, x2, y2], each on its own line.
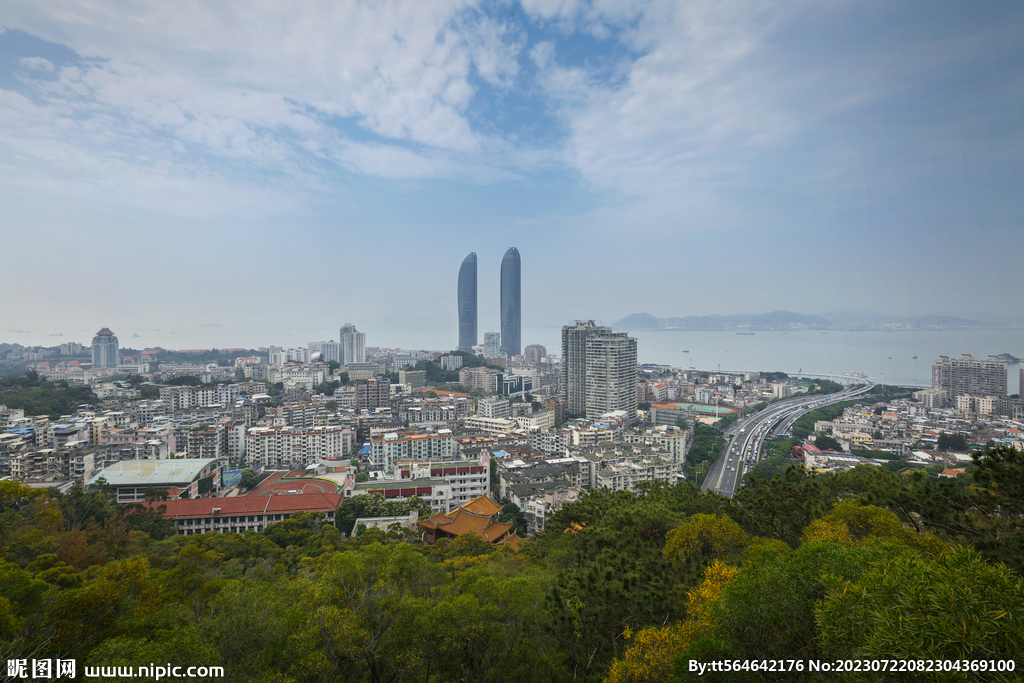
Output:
[458, 252, 477, 352]
[340, 324, 366, 365]
[91, 328, 119, 369]
[524, 344, 547, 365]
[561, 320, 638, 423]
[500, 247, 521, 358]
[931, 354, 1008, 397]
[484, 330, 501, 358]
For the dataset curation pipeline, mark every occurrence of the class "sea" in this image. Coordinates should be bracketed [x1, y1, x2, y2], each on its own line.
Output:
[512, 327, 1023, 393]
[112, 323, 1024, 394]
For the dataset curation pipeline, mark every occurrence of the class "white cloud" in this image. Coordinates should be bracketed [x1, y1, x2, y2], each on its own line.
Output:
[18, 56, 54, 71]
[0, 0, 534, 214]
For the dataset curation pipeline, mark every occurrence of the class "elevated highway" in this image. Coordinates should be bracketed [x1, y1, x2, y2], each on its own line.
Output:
[700, 381, 875, 497]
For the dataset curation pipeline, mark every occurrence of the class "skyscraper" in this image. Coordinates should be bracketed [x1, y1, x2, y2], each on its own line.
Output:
[500, 247, 521, 358]
[340, 324, 366, 365]
[561, 320, 638, 423]
[91, 328, 119, 369]
[458, 253, 477, 352]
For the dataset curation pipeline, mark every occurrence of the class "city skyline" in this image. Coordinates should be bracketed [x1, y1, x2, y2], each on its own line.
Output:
[2, 2, 1023, 346]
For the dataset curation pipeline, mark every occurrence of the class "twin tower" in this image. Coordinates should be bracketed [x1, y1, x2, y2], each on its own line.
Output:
[458, 248, 520, 358]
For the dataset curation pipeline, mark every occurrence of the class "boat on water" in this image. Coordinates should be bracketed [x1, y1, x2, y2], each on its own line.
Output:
[682, 349, 689, 353]
[912, 355, 918, 359]
[736, 332, 755, 336]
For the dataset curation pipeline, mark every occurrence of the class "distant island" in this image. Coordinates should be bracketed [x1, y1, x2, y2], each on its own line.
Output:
[611, 310, 994, 332]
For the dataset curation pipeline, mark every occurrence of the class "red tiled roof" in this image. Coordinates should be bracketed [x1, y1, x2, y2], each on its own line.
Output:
[145, 493, 343, 519]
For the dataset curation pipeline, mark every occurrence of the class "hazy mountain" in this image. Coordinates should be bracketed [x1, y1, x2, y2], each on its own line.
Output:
[611, 311, 832, 331]
[612, 311, 995, 331]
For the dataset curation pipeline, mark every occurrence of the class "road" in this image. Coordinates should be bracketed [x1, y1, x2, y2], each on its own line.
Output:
[700, 381, 875, 497]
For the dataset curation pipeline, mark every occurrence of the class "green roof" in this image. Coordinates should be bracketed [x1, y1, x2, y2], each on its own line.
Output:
[88, 458, 224, 487]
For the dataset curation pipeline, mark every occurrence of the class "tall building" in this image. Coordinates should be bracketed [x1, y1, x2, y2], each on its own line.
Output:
[500, 247, 521, 358]
[458, 253, 477, 352]
[340, 324, 366, 365]
[561, 321, 638, 423]
[91, 328, 119, 369]
[932, 354, 1008, 398]
[483, 330, 501, 359]
[524, 344, 547, 365]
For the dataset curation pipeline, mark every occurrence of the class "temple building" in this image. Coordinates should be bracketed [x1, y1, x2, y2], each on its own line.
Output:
[419, 494, 521, 547]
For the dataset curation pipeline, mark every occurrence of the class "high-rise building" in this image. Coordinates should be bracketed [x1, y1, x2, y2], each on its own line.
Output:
[500, 247, 521, 358]
[932, 354, 1008, 398]
[91, 328, 119, 369]
[484, 330, 501, 359]
[458, 253, 477, 352]
[561, 320, 638, 423]
[340, 324, 366, 365]
[524, 344, 547, 365]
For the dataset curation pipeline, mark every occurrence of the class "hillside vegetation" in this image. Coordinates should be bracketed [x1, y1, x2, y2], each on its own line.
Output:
[1, 446, 1023, 681]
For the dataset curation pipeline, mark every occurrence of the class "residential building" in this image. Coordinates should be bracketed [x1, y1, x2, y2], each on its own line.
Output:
[483, 330, 501, 359]
[399, 369, 426, 390]
[356, 377, 390, 411]
[932, 354, 1009, 398]
[562, 321, 637, 422]
[459, 366, 500, 392]
[477, 397, 510, 419]
[500, 247, 521, 357]
[340, 324, 366, 365]
[558, 321, 638, 424]
[245, 425, 352, 468]
[368, 429, 457, 469]
[913, 388, 949, 409]
[440, 355, 463, 371]
[524, 344, 547, 366]
[91, 328, 119, 369]
[458, 252, 477, 352]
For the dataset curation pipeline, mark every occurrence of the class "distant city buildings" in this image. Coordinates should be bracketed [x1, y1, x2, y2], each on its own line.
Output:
[458, 253, 477, 352]
[91, 328, 119, 369]
[500, 247, 521, 358]
[340, 324, 366, 365]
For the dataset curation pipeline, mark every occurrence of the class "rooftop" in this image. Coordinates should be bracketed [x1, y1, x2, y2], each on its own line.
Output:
[88, 458, 225, 486]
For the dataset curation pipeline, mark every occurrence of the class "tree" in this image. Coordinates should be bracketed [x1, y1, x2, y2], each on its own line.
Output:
[167, 375, 203, 387]
[817, 546, 1024, 675]
[937, 432, 968, 451]
[239, 469, 259, 489]
[0, 480, 63, 563]
[815, 434, 843, 452]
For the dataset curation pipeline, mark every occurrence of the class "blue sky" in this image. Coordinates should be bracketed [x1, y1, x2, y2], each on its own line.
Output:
[1, 0, 1022, 350]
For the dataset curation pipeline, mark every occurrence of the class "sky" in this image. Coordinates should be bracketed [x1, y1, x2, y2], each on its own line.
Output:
[1, 0, 1022, 351]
